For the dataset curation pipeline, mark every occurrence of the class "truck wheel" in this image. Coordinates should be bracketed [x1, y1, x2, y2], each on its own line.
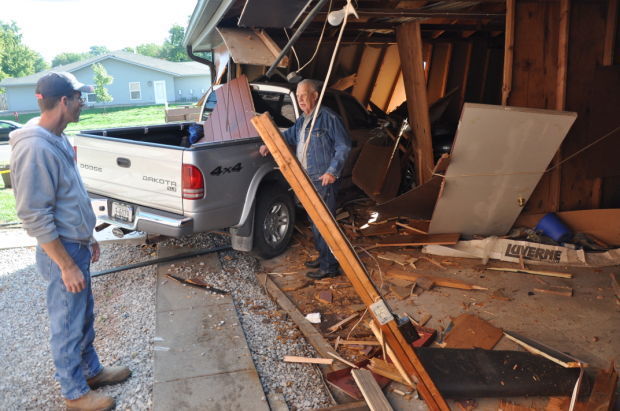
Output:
[253, 184, 295, 259]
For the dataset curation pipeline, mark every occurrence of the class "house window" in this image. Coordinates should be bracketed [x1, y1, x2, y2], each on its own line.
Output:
[86, 93, 97, 103]
[178, 89, 182, 95]
[129, 82, 141, 100]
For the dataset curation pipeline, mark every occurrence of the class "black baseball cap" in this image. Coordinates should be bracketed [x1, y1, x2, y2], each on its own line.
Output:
[35, 72, 94, 99]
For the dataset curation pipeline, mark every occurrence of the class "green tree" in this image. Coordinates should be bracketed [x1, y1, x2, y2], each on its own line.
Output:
[92, 63, 113, 108]
[160, 24, 189, 62]
[89, 45, 109, 56]
[52, 52, 88, 67]
[0, 21, 48, 81]
[122, 46, 135, 53]
[136, 43, 162, 58]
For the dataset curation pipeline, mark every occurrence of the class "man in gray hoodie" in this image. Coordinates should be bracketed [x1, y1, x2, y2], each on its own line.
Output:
[10, 72, 130, 411]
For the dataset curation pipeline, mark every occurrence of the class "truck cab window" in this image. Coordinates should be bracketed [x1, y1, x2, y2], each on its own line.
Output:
[252, 90, 295, 128]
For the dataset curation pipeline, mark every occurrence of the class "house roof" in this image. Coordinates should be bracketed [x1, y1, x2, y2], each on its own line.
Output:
[0, 51, 211, 87]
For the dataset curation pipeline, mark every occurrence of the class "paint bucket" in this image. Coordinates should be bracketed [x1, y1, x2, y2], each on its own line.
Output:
[535, 213, 572, 243]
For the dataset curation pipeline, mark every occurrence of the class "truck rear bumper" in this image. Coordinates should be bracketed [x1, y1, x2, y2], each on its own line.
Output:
[89, 194, 193, 238]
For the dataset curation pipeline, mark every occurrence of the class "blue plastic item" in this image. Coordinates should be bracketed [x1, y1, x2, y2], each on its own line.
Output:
[535, 213, 572, 243]
[188, 123, 204, 144]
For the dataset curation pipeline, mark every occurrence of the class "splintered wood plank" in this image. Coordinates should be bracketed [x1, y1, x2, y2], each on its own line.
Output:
[359, 222, 398, 237]
[386, 269, 486, 291]
[283, 356, 334, 365]
[396, 21, 434, 184]
[428, 103, 576, 236]
[503, 331, 586, 368]
[373, 233, 459, 247]
[251, 113, 448, 410]
[352, 369, 394, 411]
[368, 358, 414, 387]
[444, 314, 503, 350]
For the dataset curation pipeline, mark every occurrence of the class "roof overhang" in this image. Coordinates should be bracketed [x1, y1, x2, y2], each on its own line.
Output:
[184, 0, 237, 52]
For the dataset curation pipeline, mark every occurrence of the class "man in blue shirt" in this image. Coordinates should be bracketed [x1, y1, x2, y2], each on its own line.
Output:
[260, 79, 351, 279]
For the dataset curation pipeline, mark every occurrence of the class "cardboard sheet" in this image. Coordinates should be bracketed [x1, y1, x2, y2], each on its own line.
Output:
[428, 103, 577, 236]
[423, 238, 620, 267]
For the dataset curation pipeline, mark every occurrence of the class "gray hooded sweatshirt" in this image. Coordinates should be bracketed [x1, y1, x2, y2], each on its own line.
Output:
[9, 125, 96, 244]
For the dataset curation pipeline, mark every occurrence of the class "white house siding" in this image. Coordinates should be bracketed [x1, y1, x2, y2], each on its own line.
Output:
[5, 85, 39, 112]
[72, 61, 176, 106]
[173, 77, 212, 103]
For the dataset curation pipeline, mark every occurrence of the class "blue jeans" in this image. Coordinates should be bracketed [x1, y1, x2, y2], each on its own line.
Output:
[311, 181, 339, 273]
[36, 240, 102, 400]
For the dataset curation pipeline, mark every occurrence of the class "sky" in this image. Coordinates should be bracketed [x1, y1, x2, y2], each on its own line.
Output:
[5, 0, 200, 63]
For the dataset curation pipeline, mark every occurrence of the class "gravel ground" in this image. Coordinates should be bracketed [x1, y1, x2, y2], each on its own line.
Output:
[0, 231, 332, 410]
[0, 237, 157, 410]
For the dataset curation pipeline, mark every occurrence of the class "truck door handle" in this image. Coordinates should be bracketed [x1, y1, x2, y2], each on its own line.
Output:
[117, 157, 131, 168]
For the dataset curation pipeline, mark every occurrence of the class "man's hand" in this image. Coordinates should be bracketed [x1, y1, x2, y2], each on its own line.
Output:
[319, 173, 336, 186]
[91, 240, 100, 263]
[259, 145, 270, 157]
[61, 264, 86, 293]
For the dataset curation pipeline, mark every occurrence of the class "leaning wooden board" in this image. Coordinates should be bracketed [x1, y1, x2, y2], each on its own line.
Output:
[251, 113, 449, 410]
[428, 103, 577, 236]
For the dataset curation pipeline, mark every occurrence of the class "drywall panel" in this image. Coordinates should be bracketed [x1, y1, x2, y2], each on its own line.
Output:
[428, 103, 576, 236]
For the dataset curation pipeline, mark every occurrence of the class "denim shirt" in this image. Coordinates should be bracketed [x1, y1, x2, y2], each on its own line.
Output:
[283, 106, 351, 180]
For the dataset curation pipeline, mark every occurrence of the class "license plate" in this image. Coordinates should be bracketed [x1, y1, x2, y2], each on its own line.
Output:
[111, 202, 134, 222]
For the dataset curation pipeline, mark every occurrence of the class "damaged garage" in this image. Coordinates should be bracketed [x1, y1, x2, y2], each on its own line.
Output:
[177, 0, 620, 409]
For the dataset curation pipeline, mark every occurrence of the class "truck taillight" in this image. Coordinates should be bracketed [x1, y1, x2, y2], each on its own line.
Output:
[182, 164, 204, 199]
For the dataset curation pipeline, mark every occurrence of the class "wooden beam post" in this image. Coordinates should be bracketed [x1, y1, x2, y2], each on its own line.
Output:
[251, 113, 449, 411]
[502, 0, 516, 105]
[427, 43, 454, 105]
[603, 0, 619, 66]
[396, 21, 435, 185]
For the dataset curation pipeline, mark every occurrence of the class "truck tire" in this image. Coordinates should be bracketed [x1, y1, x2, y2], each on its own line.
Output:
[253, 183, 295, 259]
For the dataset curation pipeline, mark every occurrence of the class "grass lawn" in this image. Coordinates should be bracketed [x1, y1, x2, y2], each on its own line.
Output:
[0, 103, 197, 133]
[0, 187, 17, 224]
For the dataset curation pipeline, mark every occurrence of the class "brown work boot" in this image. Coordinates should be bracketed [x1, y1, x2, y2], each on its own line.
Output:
[65, 390, 115, 411]
[87, 366, 131, 390]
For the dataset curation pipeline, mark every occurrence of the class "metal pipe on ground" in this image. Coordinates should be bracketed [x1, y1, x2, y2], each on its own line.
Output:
[91, 245, 232, 278]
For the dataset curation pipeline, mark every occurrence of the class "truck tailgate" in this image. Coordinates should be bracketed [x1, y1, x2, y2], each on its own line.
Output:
[74, 135, 184, 214]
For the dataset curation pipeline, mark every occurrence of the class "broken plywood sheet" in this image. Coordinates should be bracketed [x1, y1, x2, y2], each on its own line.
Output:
[423, 238, 620, 267]
[428, 103, 577, 236]
[375, 154, 450, 220]
[198, 75, 256, 144]
[444, 314, 503, 350]
[217, 28, 288, 67]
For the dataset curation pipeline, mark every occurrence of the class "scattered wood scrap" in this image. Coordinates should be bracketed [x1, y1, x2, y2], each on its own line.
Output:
[377, 251, 418, 267]
[328, 313, 359, 333]
[339, 340, 381, 347]
[360, 222, 398, 237]
[387, 269, 487, 291]
[328, 352, 359, 369]
[317, 290, 333, 304]
[371, 233, 460, 248]
[486, 267, 572, 279]
[533, 287, 573, 297]
[395, 221, 428, 235]
[367, 358, 415, 388]
[351, 368, 395, 411]
[498, 400, 536, 410]
[503, 331, 587, 368]
[283, 355, 334, 365]
[368, 321, 416, 388]
[444, 314, 503, 350]
[390, 284, 414, 300]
